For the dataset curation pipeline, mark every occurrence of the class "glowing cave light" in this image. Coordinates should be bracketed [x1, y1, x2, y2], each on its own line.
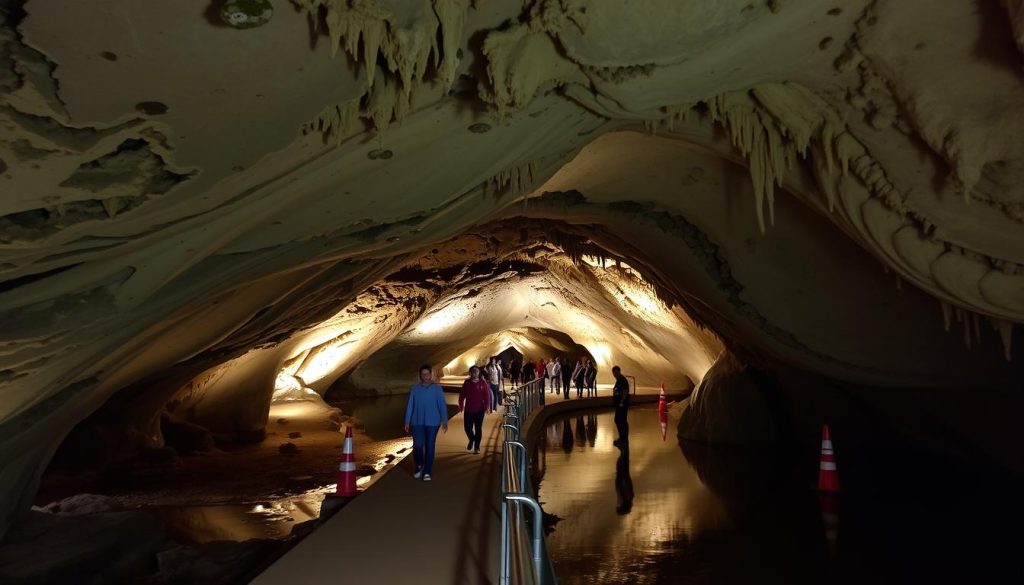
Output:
[413, 302, 470, 335]
[294, 342, 356, 385]
[588, 342, 613, 368]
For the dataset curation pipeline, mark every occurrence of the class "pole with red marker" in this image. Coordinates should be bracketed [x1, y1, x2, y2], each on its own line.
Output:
[658, 383, 668, 441]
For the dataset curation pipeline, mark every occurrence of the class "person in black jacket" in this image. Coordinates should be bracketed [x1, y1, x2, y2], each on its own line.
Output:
[611, 365, 630, 445]
[561, 357, 573, 396]
[522, 358, 536, 383]
[510, 357, 522, 386]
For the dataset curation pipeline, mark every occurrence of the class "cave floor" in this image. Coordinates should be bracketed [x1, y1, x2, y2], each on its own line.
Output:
[249, 385, 672, 584]
[250, 402, 506, 584]
[36, 398, 418, 513]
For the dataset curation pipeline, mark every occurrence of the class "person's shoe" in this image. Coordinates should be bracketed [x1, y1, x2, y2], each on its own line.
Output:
[423, 474, 432, 481]
[413, 469, 423, 479]
[467, 441, 474, 451]
[474, 448, 480, 454]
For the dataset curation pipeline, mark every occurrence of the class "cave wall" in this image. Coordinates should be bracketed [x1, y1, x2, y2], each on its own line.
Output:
[0, 1, 1022, 539]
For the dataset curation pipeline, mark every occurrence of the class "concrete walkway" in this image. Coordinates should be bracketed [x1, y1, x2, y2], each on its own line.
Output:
[251, 407, 504, 585]
[251, 385, 682, 585]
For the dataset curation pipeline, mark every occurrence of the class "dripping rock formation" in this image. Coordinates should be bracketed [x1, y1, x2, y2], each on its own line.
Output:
[1, 0, 1023, 539]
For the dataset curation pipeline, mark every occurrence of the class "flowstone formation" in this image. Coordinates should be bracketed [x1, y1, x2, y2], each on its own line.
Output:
[1, 0, 1023, 540]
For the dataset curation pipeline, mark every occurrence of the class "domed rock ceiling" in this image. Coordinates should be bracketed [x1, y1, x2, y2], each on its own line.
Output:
[1, 0, 1023, 537]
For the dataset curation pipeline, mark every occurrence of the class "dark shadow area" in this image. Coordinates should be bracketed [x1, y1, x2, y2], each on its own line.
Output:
[535, 405, 1024, 585]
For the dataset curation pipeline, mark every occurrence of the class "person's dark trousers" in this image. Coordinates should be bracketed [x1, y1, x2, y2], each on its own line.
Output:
[562, 372, 571, 396]
[576, 380, 583, 398]
[489, 383, 500, 412]
[463, 410, 485, 451]
[563, 381, 569, 399]
[412, 425, 440, 474]
[614, 408, 629, 442]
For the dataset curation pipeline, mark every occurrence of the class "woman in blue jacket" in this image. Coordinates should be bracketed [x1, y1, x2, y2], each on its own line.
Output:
[404, 365, 449, 481]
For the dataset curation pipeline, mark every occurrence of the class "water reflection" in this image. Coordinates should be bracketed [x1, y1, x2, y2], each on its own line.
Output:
[536, 406, 1024, 584]
[535, 406, 730, 585]
[152, 489, 331, 544]
[561, 419, 574, 453]
[614, 442, 633, 515]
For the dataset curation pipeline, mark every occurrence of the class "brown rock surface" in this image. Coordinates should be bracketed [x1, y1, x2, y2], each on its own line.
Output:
[1, 0, 1022, 537]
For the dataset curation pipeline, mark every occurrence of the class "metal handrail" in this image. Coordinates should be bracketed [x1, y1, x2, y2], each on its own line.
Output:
[503, 424, 519, 441]
[506, 493, 544, 582]
[500, 377, 551, 585]
[505, 440, 527, 488]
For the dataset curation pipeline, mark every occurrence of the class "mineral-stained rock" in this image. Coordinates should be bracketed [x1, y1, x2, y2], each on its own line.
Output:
[678, 352, 777, 446]
[0, 0, 1022, 542]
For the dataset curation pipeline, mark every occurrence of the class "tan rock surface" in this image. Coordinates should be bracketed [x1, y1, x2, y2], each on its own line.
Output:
[1, 0, 1023, 537]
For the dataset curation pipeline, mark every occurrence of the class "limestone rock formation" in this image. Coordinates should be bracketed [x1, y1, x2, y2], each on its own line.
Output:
[678, 351, 777, 445]
[1, 0, 1023, 538]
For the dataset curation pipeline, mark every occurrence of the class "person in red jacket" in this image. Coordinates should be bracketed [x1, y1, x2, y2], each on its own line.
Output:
[458, 366, 492, 454]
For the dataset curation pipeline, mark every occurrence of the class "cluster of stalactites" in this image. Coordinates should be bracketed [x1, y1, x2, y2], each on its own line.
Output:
[703, 83, 873, 233]
[938, 300, 1015, 361]
[297, 0, 472, 139]
[486, 160, 539, 198]
[697, 82, 1018, 361]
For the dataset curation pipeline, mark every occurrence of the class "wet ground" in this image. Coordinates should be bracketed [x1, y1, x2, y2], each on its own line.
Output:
[36, 394, 459, 545]
[534, 406, 1024, 585]
[3, 393, 466, 584]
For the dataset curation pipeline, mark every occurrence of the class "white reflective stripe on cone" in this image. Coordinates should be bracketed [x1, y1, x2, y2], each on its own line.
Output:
[821, 448, 834, 455]
[820, 461, 837, 471]
[339, 462, 358, 472]
[821, 439, 833, 450]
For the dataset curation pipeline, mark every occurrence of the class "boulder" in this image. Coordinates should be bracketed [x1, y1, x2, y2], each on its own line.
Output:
[678, 351, 777, 445]
[161, 414, 215, 454]
[0, 503, 163, 584]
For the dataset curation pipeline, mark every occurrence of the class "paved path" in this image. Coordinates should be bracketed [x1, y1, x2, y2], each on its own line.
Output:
[251, 386, 680, 585]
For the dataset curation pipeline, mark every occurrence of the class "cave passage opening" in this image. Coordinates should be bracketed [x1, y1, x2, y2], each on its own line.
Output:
[42, 221, 723, 490]
[437, 327, 596, 383]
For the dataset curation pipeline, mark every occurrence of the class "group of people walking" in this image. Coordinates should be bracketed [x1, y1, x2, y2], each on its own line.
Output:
[401, 360, 503, 481]
[403, 357, 632, 481]
[509, 355, 598, 399]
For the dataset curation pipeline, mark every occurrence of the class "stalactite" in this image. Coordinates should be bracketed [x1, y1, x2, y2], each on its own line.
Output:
[294, 0, 473, 138]
[991, 318, 1014, 362]
[305, 95, 363, 143]
[432, 0, 471, 90]
[486, 160, 539, 197]
[705, 83, 911, 233]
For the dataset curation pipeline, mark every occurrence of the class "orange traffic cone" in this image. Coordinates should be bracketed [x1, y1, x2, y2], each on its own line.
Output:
[336, 426, 358, 496]
[658, 383, 668, 441]
[817, 424, 840, 492]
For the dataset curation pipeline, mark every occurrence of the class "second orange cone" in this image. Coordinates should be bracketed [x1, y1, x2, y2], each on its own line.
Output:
[817, 424, 840, 492]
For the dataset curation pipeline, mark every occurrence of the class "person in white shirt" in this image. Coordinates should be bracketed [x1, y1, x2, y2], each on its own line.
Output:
[484, 357, 502, 412]
[548, 357, 562, 398]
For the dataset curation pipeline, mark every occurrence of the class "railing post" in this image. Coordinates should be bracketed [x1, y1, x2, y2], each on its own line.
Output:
[500, 444, 507, 585]
[503, 424, 519, 442]
[506, 493, 545, 584]
[506, 441, 527, 489]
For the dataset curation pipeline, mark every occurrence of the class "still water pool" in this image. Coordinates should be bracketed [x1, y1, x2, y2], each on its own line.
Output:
[534, 406, 1024, 585]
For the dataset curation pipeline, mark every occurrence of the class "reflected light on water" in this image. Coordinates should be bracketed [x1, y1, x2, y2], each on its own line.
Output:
[536, 407, 730, 585]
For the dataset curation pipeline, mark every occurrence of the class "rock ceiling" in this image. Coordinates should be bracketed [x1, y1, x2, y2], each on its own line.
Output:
[1, 0, 1023, 536]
